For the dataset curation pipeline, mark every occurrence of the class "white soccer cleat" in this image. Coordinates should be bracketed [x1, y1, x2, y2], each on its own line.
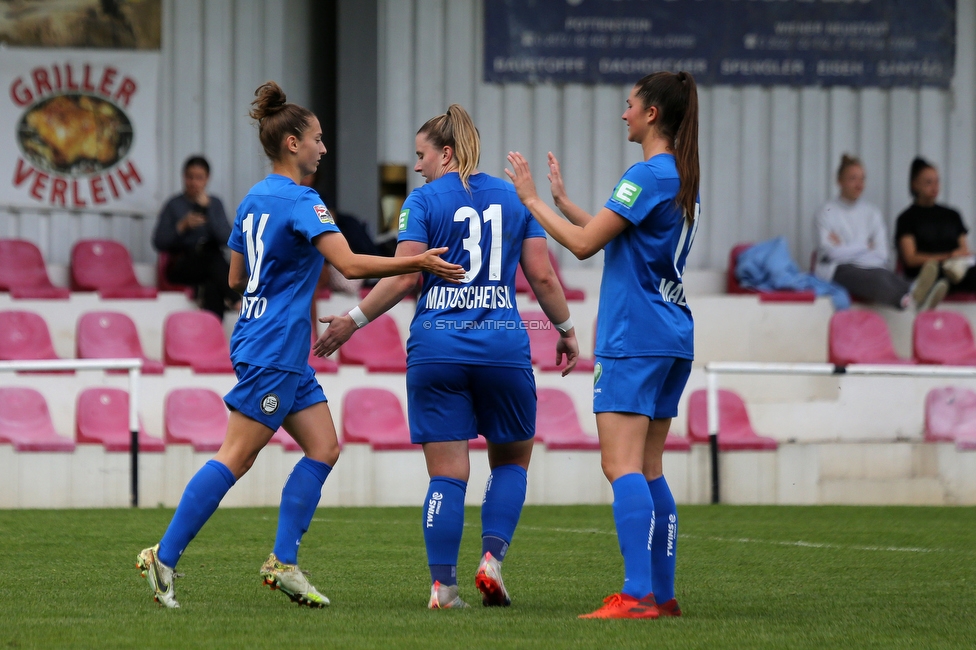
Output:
[475, 552, 511, 607]
[260, 553, 330, 608]
[136, 544, 180, 609]
[428, 581, 469, 609]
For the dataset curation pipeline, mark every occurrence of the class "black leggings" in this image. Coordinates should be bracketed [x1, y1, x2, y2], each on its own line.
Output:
[166, 247, 237, 319]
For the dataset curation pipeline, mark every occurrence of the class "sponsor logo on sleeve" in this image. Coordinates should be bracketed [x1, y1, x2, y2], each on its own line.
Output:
[611, 180, 642, 208]
[398, 209, 409, 231]
[313, 204, 335, 224]
[260, 393, 280, 415]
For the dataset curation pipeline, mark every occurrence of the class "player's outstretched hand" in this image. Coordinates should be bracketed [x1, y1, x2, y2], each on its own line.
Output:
[505, 152, 540, 205]
[419, 247, 465, 282]
[555, 332, 579, 377]
[313, 314, 356, 357]
[546, 152, 568, 206]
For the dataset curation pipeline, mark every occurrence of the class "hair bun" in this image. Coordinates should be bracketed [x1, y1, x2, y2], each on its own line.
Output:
[249, 81, 288, 121]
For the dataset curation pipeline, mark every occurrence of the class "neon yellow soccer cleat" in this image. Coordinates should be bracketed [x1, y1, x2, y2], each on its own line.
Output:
[260, 553, 330, 608]
[136, 544, 180, 609]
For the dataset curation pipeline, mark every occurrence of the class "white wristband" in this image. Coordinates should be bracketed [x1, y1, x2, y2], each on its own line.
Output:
[554, 317, 574, 334]
[348, 306, 370, 329]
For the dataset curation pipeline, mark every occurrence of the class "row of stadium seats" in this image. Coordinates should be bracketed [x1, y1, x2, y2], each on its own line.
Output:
[8, 381, 973, 456]
[689, 387, 976, 451]
[0, 238, 159, 299]
[0, 238, 588, 302]
[830, 309, 976, 365]
[0, 385, 647, 453]
[0, 308, 594, 375]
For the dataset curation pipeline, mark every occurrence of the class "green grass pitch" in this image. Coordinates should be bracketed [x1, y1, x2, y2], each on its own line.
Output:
[1, 504, 974, 649]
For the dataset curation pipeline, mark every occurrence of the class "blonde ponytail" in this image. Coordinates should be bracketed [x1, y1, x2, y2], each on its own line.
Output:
[418, 104, 481, 190]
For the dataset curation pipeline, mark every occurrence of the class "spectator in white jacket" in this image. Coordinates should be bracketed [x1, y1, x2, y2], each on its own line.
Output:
[814, 154, 946, 310]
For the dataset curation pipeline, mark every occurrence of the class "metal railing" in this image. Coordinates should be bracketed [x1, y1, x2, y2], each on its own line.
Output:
[0, 358, 143, 506]
[704, 361, 976, 504]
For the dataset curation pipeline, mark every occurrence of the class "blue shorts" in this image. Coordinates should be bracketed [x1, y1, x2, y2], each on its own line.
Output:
[593, 356, 692, 420]
[406, 363, 536, 445]
[224, 363, 327, 431]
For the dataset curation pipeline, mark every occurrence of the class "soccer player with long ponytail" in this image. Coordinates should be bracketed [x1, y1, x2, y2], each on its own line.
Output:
[136, 82, 462, 609]
[316, 103, 579, 609]
[506, 71, 700, 619]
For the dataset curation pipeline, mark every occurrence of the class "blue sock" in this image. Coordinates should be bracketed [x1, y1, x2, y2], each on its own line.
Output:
[158, 460, 236, 568]
[649, 476, 678, 603]
[273, 457, 332, 564]
[611, 473, 654, 599]
[481, 464, 527, 561]
[423, 476, 467, 586]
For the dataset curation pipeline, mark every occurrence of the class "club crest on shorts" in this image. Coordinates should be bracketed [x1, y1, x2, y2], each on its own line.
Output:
[260, 393, 280, 415]
[593, 362, 603, 385]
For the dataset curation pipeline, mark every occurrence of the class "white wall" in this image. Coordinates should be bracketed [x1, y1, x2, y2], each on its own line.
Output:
[377, 0, 976, 272]
[2, 0, 973, 272]
[0, 0, 311, 265]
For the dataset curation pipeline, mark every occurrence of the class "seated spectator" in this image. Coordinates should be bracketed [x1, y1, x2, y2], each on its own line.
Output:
[896, 157, 976, 295]
[815, 154, 945, 310]
[152, 156, 239, 320]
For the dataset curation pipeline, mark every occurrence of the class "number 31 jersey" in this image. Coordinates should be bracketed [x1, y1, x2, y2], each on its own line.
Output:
[398, 172, 547, 368]
[227, 174, 340, 373]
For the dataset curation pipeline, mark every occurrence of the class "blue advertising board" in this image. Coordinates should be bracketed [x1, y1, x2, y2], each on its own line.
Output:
[484, 0, 955, 87]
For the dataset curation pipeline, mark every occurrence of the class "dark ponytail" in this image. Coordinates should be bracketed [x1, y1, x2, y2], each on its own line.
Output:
[634, 71, 700, 223]
[909, 156, 934, 199]
[249, 81, 314, 163]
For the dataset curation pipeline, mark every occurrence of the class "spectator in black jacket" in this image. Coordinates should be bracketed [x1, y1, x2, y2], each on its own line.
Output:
[153, 155, 239, 319]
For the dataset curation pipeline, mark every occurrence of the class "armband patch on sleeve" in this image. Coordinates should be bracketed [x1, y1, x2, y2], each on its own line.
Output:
[314, 204, 335, 224]
[398, 209, 410, 231]
[611, 180, 642, 208]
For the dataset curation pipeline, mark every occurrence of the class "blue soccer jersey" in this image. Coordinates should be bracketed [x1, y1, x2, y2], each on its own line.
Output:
[226, 174, 340, 372]
[596, 154, 698, 359]
[398, 172, 547, 367]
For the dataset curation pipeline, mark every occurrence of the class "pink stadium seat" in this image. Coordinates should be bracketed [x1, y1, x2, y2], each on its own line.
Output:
[514, 252, 585, 301]
[76, 387, 163, 452]
[338, 314, 407, 372]
[924, 386, 976, 449]
[534, 388, 689, 451]
[70, 239, 157, 299]
[76, 311, 164, 374]
[727, 243, 815, 302]
[164, 388, 228, 451]
[0, 387, 75, 451]
[521, 310, 594, 372]
[0, 239, 69, 299]
[687, 389, 778, 451]
[163, 310, 234, 373]
[342, 387, 413, 450]
[828, 310, 914, 366]
[0, 310, 72, 373]
[913, 310, 976, 365]
[534, 388, 599, 450]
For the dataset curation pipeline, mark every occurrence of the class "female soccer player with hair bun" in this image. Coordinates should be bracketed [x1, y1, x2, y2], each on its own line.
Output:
[316, 103, 579, 609]
[506, 71, 700, 619]
[137, 81, 463, 609]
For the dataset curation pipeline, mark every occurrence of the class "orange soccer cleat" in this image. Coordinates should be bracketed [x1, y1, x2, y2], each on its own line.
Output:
[578, 593, 659, 619]
[641, 593, 682, 617]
